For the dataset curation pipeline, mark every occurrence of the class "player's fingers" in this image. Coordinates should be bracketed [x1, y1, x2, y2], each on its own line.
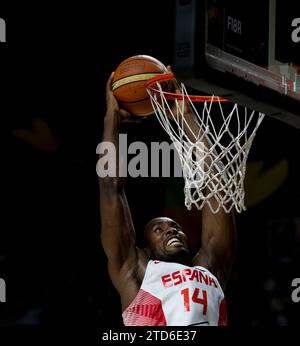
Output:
[106, 72, 115, 93]
[174, 87, 181, 95]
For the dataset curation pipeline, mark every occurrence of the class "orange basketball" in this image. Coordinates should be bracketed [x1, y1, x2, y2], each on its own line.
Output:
[112, 55, 168, 116]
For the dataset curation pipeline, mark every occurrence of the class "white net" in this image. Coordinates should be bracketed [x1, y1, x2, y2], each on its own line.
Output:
[147, 80, 265, 213]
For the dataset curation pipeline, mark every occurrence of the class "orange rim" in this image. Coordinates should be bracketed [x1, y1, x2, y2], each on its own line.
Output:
[145, 72, 229, 102]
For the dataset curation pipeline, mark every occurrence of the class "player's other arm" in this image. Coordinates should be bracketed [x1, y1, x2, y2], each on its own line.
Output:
[195, 204, 236, 290]
[99, 73, 139, 296]
[179, 108, 236, 290]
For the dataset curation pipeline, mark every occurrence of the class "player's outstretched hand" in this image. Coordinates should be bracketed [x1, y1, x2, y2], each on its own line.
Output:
[166, 66, 193, 121]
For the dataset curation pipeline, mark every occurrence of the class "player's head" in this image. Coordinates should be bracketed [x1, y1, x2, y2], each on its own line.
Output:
[143, 217, 190, 264]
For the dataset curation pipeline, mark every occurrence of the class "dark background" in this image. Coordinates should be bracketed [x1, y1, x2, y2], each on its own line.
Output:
[0, 0, 299, 341]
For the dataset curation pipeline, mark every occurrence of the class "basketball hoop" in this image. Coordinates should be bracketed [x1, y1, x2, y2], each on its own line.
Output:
[145, 72, 265, 213]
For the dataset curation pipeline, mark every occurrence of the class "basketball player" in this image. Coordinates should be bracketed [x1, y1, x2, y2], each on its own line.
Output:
[99, 72, 236, 326]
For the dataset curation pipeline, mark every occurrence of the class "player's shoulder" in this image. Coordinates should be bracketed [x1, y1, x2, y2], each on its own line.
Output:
[193, 264, 212, 275]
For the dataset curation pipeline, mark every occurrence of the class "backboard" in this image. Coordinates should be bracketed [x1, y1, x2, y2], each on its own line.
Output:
[174, 0, 300, 128]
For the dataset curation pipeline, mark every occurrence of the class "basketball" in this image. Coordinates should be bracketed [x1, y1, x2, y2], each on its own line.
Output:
[112, 55, 168, 116]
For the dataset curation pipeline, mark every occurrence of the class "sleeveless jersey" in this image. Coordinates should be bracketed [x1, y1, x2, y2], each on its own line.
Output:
[122, 260, 227, 326]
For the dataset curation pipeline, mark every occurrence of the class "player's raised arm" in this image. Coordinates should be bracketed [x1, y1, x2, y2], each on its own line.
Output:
[194, 201, 236, 290]
[180, 111, 236, 290]
[99, 73, 140, 305]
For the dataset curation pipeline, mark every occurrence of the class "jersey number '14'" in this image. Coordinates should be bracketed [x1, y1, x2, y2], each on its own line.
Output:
[181, 288, 207, 314]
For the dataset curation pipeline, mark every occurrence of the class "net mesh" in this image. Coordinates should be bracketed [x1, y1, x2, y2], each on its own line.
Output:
[147, 80, 265, 213]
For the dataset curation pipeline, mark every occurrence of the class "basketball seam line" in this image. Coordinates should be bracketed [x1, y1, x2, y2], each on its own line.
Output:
[112, 73, 161, 91]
